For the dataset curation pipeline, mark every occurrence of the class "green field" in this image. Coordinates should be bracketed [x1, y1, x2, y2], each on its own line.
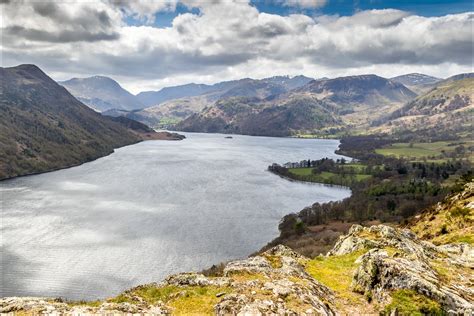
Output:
[288, 167, 313, 176]
[288, 167, 371, 186]
[375, 141, 473, 161]
[154, 117, 182, 129]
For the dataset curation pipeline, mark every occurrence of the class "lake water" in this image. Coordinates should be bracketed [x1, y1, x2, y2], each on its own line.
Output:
[1, 132, 351, 300]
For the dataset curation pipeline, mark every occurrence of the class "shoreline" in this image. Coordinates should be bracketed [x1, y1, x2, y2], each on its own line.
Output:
[268, 169, 353, 191]
[2, 133, 348, 301]
[0, 132, 185, 182]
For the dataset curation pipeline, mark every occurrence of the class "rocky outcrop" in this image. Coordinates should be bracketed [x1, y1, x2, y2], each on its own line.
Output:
[334, 225, 474, 314]
[1, 246, 336, 315]
[0, 297, 170, 315]
[215, 245, 336, 315]
[2, 225, 472, 315]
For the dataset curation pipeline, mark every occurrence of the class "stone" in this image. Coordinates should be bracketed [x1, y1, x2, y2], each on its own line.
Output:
[224, 256, 273, 276]
[165, 272, 211, 286]
[350, 232, 474, 314]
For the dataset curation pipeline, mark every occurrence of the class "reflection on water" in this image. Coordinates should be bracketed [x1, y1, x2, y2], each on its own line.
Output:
[1, 132, 350, 300]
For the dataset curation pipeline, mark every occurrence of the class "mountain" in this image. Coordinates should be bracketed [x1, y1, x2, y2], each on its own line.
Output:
[390, 73, 442, 94]
[174, 75, 416, 137]
[175, 96, 342, 136]
[439, 72, 474, 84]
[136, 75, 314, 108]
[0, 65, 178, 180]
[298, 74, 416, 106]
[60, 76, 144, 112]
[115, 75, 314, 128]
[136, 83, 216, 108]
[375, 75, 473, 136]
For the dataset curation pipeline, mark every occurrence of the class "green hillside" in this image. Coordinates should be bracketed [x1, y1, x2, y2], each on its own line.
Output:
[0, 65, 142, 180]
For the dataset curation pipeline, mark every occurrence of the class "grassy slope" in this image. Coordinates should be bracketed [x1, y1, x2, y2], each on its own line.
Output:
[373, 78, 473, 137]
[110, 285, 232, 315]
[0, 65, 141, 180]
[407, 183, 474, 245]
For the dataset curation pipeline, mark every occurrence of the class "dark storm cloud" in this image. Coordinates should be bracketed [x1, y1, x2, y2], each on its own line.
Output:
[2, 1, 119, 44]
[29, 1, 113, 28]
[4, 25, 119, 43]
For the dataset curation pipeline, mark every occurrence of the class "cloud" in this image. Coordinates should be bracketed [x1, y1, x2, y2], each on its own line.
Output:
[3, 26, 119, 43]
[110, 0, 179, 24]
[1, 1, 121, 43]
[281, 0, 327, 9]
[0, 1, 472, 93]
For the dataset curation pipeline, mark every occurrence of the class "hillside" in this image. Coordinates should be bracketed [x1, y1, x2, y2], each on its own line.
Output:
[408, 181, 473, 245]
[442, 72, 474, 83]
[136, 83, 216, 108]
[0, 65, 154, 180]
[119, 76, 314, 128]
[375, 76, 473, 137]
[298, 74, 416, 106]
[60, 76, 144, 112]
[176, 96, 343, 137]
[390, 73, 442, 94]
[174, 75, 416, 136]
[136, 75, 313, 108]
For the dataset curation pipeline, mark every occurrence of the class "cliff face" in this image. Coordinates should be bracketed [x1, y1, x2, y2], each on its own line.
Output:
[2, 183, 473, 315]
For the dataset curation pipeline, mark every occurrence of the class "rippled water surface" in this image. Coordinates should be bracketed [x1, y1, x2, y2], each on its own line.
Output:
[1, 133, 350, 299]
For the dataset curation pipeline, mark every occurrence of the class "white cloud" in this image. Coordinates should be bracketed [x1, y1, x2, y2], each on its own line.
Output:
[1, 1, 472, 93]
[111, 0, 178, 24]
[281, 0, 327, 9]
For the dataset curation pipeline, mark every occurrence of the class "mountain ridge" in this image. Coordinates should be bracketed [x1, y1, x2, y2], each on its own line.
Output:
[0, 64, 181, 180]
[60, 76, 144, 112]
[135, 75, 314, 108]
[174, 74, 417, 136]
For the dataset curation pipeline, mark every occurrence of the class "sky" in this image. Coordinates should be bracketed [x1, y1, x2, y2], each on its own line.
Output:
[1, 0, 473, 93]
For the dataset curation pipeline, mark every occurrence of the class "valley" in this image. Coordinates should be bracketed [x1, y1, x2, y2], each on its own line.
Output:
[2, 63, 472, 315]
[69, 71, 472, 141]
[2, 1, 473, 314]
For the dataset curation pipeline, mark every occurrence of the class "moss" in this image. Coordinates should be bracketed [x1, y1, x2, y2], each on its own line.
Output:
[284, 293, 313, 313]
[168, 286, 232, 315]
[382, 290, 445, 316]
[358, 230, 381, 241]
[67, 300, 102, 308]
[304, 250, 367, 303]
[383, 246, 399, 257]
[262, 254, 283, 269]
[227, 271, 266, 282]
[435, 234, 474, 244]
[431, 260, 472, 284]
[110, 284, 232, 314]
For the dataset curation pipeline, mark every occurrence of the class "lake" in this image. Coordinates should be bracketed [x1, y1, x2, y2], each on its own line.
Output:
[1, 133, 351, 300]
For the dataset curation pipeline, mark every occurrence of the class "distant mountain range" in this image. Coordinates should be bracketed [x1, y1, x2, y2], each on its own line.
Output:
[175, 75, 417, 136]
[102, 75, 314, 128]
[391, 73, 441, 86]
[390, 73, 442, 94]
[0, 65, 181, 180]
[59, 71, 472, 138]
[136, 75, 314, 108]
[60, 76, 144, 112]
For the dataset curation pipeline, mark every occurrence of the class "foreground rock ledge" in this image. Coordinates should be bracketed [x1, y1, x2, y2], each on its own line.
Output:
[2, 225, 473, 315]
